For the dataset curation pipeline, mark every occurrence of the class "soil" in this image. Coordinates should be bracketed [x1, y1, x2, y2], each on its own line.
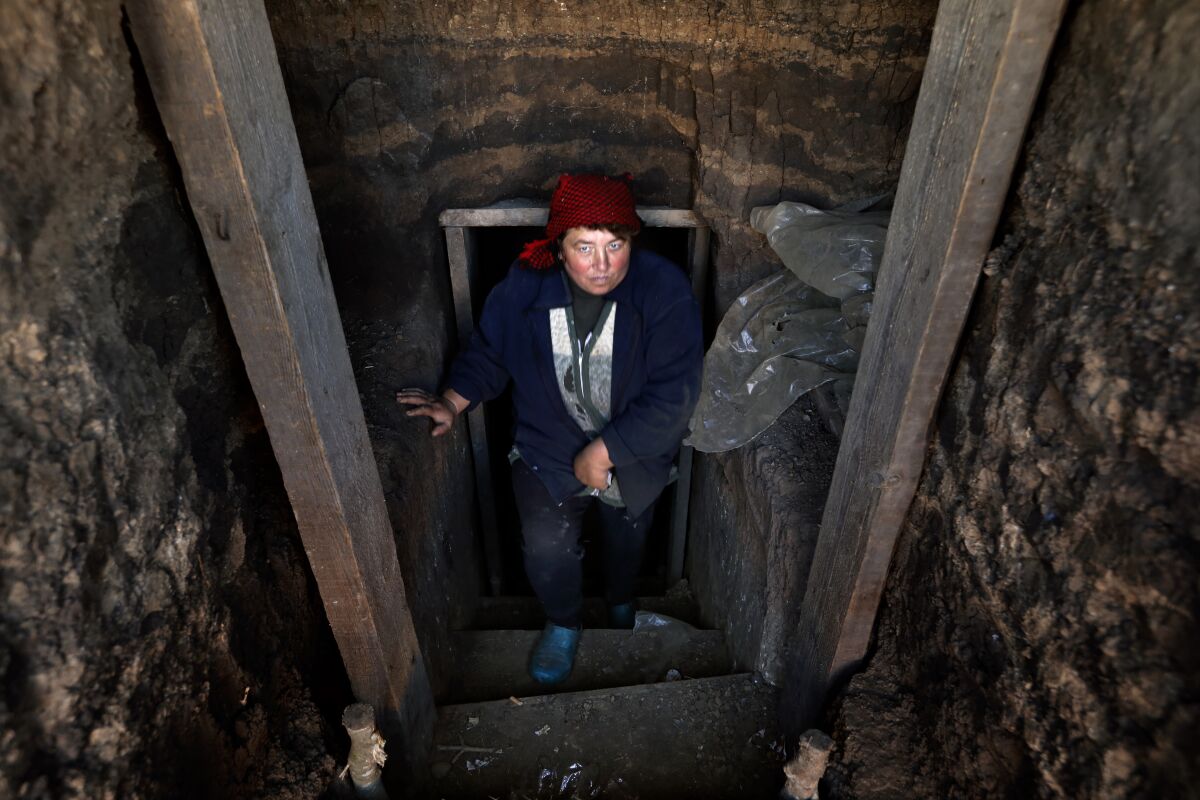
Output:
[825, 1, 1200, 796]
[2, 3, 347, 797]
[433, 674, 783, 799]
[689, 397, 840, 700]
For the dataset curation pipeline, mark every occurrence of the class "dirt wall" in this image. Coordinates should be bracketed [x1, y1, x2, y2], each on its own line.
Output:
[1, 4, 346, 797]
[263, 0, 936, 678]
[688, 399, 839, 692]
[827, 1, 1200, 796]
[267, 0, 935, 308]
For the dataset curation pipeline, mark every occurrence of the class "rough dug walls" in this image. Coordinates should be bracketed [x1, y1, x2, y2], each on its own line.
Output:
[1, 3, 346, 797]
[2, 0, 938, 795]
[688, 397, 839, 689]
[264, 0, 936, 678]
[827, 1, 1200, 796]
[266, 0, 936, 308]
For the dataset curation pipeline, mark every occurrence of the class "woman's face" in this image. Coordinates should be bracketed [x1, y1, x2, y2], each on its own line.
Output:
[559, 226, 632, 296]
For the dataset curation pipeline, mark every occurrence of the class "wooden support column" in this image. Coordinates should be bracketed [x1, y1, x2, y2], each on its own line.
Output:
[443, 225, 504, 596]
[668, 224, 711, 583]
[793, 0, 1067, 722]
[127, 0, 433, 763]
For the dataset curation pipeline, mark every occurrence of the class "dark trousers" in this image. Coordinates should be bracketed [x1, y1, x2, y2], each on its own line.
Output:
[511, 458, 656, 628]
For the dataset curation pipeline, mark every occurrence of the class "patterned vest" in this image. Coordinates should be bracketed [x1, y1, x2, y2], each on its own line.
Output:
[547, 295, 625, 507]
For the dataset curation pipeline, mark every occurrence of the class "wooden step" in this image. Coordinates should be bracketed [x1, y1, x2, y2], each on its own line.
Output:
[470, 594, 700, 630]
[431, 674, 784, 799]
[446, 628, 732, 702]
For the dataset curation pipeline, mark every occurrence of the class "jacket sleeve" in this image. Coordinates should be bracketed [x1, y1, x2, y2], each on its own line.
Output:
[600, 290, 703, 467]
[445, 280, 512, 409]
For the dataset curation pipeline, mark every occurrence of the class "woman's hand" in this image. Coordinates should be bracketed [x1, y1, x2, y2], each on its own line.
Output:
[396, 388, 467, 437]
[574, 437, 614, 490]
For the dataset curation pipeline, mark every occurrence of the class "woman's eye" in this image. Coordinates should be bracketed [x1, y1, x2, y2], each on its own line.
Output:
[578, 245, 592, 254]
[607, 241, 624, 251]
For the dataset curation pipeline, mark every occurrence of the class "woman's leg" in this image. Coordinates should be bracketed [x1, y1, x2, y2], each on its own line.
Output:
[511, 459, 589, 628]
[597, 498, 656, 608]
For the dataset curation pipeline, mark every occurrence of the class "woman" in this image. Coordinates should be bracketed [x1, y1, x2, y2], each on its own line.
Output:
[398, 173, 702, 685]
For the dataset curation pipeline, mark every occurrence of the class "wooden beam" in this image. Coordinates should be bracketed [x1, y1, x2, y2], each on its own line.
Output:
[439, 206, 705, 228]
[669, 225, 711, 583]
[443, 226, 504, 595]
[793, 0, 1067, 721]
[126, 0, 433, 765]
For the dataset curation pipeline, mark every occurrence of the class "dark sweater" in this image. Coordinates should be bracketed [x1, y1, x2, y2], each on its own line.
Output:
[568, 276, 607, 339]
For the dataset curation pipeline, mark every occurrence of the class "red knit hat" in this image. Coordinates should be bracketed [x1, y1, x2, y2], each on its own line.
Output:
[518, 173, 642, 269]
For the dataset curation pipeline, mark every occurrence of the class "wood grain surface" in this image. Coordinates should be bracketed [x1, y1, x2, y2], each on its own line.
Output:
[126, 0, 434, 765]
[792, 0, 1068, 722]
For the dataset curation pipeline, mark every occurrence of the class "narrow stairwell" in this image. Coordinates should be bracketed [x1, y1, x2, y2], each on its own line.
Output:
[431, 586, 785, 798]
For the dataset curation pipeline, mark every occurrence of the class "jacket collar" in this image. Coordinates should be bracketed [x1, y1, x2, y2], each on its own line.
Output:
[529, 268, 570, 310]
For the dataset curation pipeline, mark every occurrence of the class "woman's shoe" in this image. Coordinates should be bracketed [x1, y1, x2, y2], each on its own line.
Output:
[608, 601, 636, 629]
[529, 622, 581, 684]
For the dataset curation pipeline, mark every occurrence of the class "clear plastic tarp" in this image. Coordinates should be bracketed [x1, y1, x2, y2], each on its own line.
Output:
[749, 199, 890, 300]
[685, 200, 889, 453]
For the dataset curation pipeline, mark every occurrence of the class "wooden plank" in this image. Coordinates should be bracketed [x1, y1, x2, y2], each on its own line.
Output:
[669, 226, 709, 583]
[668, 445, 694, 583]
[444, 227, 503, 594]
[126, 0, 433, 763]
[439, 206, 704, 228]
[444, 227, 475, 345]
[688, 226, 712, 301]
[793, 0, 1067, 722]
[465, 403, 502, 595]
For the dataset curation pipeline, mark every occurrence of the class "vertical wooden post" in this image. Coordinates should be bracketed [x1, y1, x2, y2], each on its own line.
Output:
[792, 0, 1067, 722]
[444, 226, 504, 595]
[126, 0, 434, 767]
[669, 225, 711, 583]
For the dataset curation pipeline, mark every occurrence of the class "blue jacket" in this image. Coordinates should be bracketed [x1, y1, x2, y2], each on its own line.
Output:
[447, 249, 703, 518]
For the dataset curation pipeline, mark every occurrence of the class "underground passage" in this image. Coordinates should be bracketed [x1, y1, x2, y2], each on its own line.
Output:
[3, 0, 1197, 798]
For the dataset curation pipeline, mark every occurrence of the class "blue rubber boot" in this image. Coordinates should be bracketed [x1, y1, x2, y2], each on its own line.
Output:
[608, 601, 636, 630]
[529, 623, 581, 685]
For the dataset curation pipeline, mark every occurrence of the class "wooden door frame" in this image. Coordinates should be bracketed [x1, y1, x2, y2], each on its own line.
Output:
[439, 206, 710, 593]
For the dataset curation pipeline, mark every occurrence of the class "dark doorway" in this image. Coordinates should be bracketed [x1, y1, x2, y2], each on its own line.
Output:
[470, 225, 692, 596]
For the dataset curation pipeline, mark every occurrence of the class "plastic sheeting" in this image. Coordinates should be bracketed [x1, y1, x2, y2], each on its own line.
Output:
[686, 200, 888, 453]
[632, 610, 696, 633]
[749, 199, 890, 300]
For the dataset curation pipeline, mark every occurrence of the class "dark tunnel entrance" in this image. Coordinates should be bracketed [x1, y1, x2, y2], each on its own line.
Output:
[463, 223, 696, 597]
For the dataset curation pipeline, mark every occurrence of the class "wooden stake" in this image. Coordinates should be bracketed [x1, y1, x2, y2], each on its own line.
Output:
[126, 0, 433, 764]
